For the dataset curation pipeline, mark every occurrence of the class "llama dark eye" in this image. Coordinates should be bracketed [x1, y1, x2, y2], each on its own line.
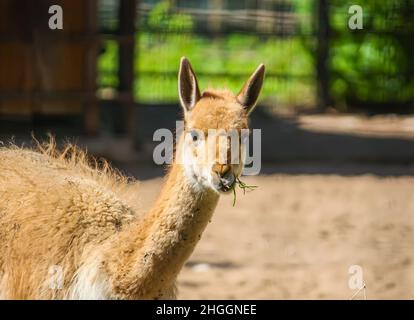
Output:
[190, 130, 199, 142]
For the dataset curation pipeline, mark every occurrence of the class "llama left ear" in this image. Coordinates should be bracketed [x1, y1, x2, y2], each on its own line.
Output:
[178, 57, 201, 113]
[237, 64, 265, 115]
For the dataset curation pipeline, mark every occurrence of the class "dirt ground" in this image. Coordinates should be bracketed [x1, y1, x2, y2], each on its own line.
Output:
[137, 170, 414, 300]
[4, 113, 414, 299]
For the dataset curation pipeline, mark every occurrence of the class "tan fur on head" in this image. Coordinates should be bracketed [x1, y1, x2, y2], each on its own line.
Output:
[187, 89, 249, 130]
[178, 58, 265, 193]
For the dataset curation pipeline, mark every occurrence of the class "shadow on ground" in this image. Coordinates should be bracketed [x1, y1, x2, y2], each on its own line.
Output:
[1, 104, 414, 178]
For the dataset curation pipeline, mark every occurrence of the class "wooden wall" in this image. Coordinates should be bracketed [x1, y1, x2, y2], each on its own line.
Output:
[0, 0, 98, 126]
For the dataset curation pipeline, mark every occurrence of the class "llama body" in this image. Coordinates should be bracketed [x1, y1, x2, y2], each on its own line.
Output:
[0, 58, 264, 299]
[0, 148, 216, 299]
[0, 148, 136, 299]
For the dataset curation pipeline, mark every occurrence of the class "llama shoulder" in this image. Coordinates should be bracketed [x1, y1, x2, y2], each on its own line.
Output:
[0, 147, 138, 250]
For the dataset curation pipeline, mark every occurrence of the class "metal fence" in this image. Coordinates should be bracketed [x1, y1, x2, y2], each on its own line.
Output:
[98, 0, 414, 114]
[98, 0, 316, 112]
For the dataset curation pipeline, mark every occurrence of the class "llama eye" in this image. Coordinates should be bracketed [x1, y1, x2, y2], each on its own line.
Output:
[190, 130, 199, 142]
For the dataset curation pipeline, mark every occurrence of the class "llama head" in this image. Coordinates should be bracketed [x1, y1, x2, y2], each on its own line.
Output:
[177, 57, 265, 194]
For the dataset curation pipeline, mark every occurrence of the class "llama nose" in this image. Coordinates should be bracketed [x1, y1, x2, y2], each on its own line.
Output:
[213, 164, 231, 176]
[213, 164, 235, 189]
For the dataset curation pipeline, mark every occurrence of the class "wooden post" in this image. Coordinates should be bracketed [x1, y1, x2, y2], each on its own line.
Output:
[316, 0, 331, 110]
[84, 0, 99, 135]
[210, 0, 224, 33]
[118, 0, 137, 137]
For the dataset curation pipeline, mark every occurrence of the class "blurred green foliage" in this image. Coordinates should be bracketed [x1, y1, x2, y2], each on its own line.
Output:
[147, 0, 193, 32]
[330, 0, 414, 109]
[98, 0, 414, 111]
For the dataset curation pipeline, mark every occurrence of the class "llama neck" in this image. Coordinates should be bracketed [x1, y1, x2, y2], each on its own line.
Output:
[104, 162, 219, 299]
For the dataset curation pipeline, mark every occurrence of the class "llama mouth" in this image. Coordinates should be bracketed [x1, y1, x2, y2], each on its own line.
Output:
[219, 184, 234, 193]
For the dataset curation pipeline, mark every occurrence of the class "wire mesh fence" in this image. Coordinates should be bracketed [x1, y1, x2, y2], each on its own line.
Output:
[98, 0, 414, 113]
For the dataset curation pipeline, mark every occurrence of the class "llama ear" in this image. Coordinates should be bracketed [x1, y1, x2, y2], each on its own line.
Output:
[178, 57, 201, 112]
[237, 64, 265, 115]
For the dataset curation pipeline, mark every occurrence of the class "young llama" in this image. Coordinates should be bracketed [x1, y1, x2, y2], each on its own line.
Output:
[0, 57, 265, 299]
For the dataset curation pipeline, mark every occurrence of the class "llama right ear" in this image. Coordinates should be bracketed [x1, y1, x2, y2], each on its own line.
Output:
[178, 57, 201, 113]
[237, 64, 265, 115]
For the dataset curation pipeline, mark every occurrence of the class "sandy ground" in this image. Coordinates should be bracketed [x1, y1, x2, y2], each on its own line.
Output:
[136, 172, 414, 300]
[3, 113, 414, 299]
